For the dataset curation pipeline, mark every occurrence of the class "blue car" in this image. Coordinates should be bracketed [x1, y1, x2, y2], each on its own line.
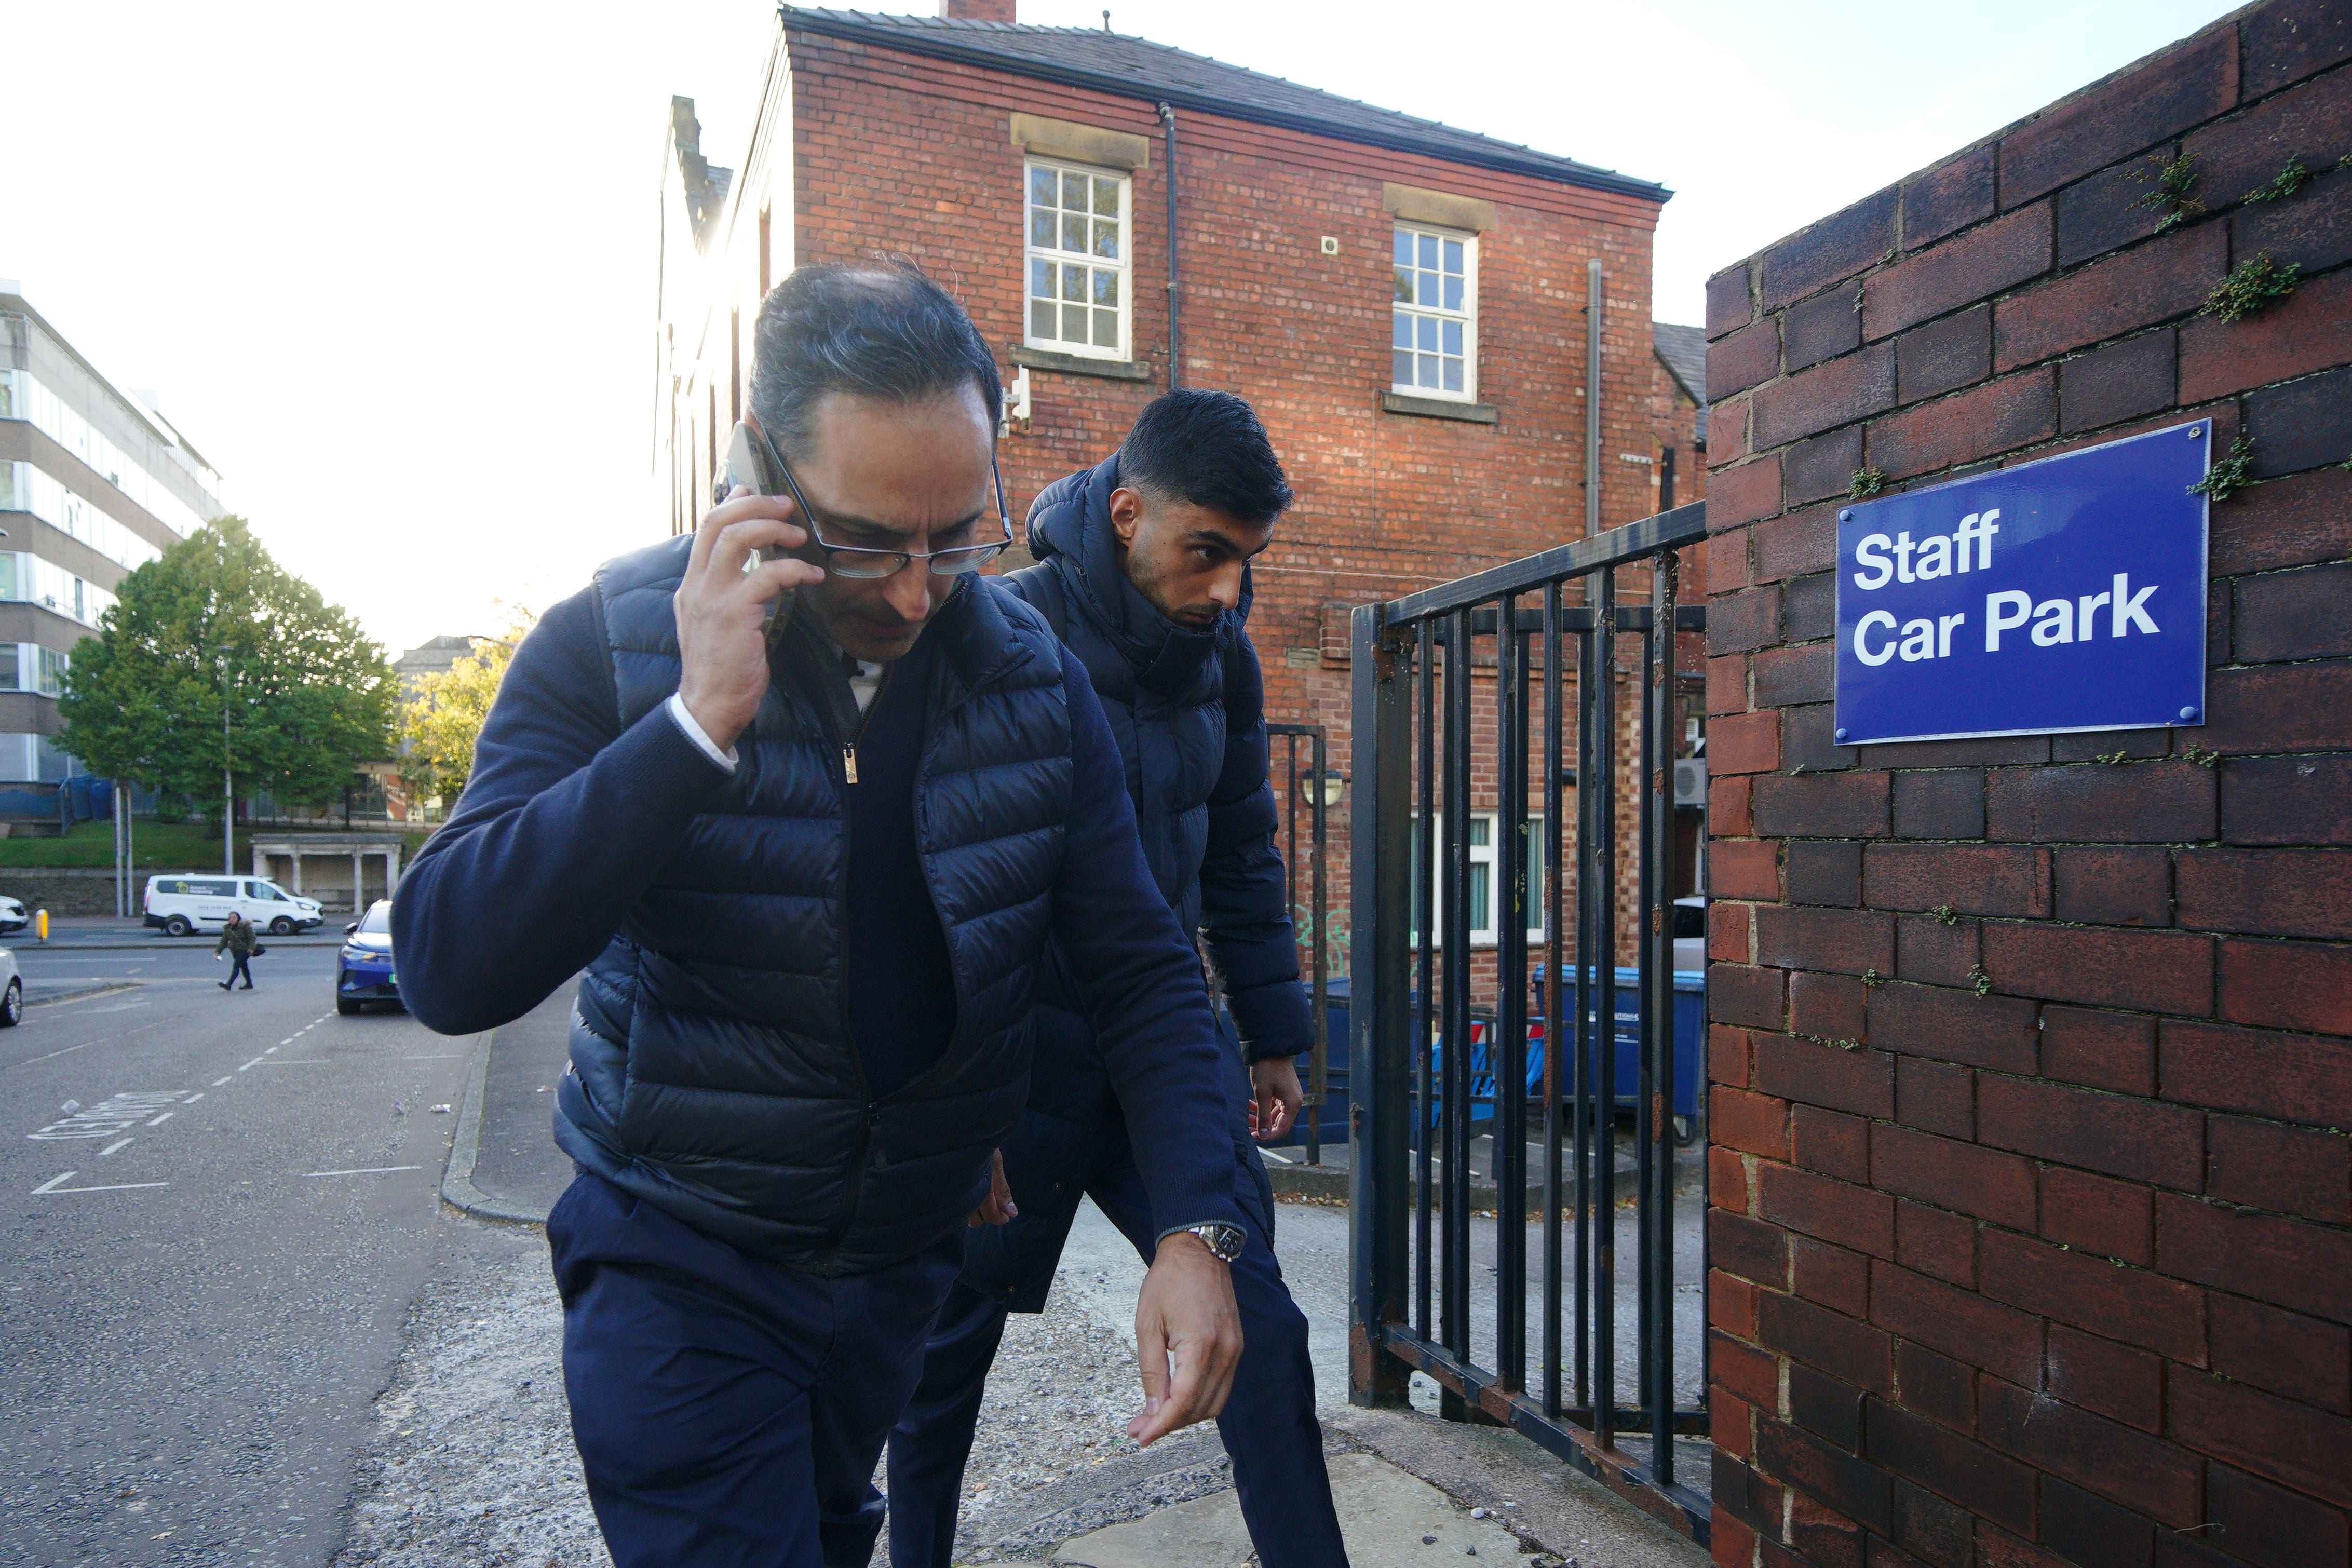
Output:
[336, 899, 400, 1015]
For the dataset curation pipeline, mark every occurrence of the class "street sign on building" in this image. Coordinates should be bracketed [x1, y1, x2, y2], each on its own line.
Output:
[1834, 420, 2211, 746]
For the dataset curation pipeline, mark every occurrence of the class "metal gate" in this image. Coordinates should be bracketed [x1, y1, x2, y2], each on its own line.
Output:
[1346, 502, 1710, 1538]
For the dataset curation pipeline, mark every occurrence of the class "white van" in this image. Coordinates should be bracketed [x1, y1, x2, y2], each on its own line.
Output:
[143, 874, 326, 937]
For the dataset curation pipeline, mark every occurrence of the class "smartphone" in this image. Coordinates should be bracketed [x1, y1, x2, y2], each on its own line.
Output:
[722, 422, 797, 632]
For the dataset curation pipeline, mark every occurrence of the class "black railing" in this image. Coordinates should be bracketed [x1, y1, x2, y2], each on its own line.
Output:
[1348, 503, 1710, 1539]
[1266, 721, 1330, 1164]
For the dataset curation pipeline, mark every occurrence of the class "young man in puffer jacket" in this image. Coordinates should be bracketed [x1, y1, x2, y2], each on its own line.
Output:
[888, 389, 1348, 1568]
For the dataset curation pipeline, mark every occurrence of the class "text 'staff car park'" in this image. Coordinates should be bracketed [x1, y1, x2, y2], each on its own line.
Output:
[337, 900, 399, 1015]
[143, 874, 325, 937]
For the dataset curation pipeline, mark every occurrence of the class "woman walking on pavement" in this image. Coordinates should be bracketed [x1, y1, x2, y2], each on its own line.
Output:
[216, 911, 256, 991]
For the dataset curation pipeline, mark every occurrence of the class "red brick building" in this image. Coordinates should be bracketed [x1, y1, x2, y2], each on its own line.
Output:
[654, 2, 1697, 957]
[1702, 3, 2352, 1562]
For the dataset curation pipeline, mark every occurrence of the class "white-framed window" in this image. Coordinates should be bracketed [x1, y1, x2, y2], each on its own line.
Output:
[1391, 224, 1477, 400]
[1025, 159, 1129, 359]
[1412, 813, 1546, 947]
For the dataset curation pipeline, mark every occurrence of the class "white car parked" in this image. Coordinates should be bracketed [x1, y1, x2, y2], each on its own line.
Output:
[142, 874, 325, 938]
[0, 896, 25, 935]
[0, 944, 20, 1025]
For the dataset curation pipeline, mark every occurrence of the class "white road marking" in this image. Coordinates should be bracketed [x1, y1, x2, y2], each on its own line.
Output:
[302, 1165, 424, 1177]
[183, 1093, 202, 1103]
[99, 1138, 132, 1157]
[145, 1111, 173, 1127]
[211, 1076, 232, 1087]
[26, 1090, 198, 1140]
[34, 1176, 169, 1194]
[259, 1060, 328, 1065]
[264, 1046, 279, 1055]
[31, 1171, 75, 1194]
[237, 1057, 265, 1071]
[6, 1040, 94, 1069]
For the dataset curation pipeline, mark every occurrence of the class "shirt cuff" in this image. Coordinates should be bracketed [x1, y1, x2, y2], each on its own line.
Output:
[665, 692, 739, 774]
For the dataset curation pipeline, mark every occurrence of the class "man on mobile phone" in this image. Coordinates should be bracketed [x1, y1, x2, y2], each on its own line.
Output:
[394, 264, 1246, 1568]
[887, 389, 1348, 1568]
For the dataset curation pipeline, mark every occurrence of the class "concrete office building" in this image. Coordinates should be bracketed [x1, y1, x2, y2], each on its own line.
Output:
[0, 284, 221, 785]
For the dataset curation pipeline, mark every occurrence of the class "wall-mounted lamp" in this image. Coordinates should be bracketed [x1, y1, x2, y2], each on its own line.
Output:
[1297, 769, 1346, 809]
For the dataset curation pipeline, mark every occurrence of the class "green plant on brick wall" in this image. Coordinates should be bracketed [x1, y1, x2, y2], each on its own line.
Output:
[2203, 250, 2301, 322]
[1968, 964, 1993, 998]
[2243, 157, 2313, 204]
[2189, 436, 2255, 503]
[1848, 467, 1885, 501]
[2181, 741, 2221, 768]
[2192, 438, 2256, 501]
[1932, 904, 1959, 926]
[2131, 151, 2205, 232]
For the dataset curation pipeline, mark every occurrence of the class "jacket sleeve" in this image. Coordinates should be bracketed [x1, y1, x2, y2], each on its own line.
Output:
[390, 587, 736, 1036]
[1050, 653, 1247, 1238]
[1198, 631, 1315, 1065]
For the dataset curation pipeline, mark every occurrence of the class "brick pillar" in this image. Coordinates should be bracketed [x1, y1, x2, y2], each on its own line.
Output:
[1700, 3, 2352, 1563]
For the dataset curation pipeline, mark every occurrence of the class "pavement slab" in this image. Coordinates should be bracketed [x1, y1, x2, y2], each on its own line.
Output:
[1051, 1451, 1529, 1567]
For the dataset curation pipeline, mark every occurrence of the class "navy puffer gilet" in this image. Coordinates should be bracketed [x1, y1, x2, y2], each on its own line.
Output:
[553, 534, 1074, 1276]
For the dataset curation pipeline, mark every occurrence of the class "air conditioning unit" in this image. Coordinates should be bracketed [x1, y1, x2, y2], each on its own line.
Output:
[1673, 757, 1708, 806]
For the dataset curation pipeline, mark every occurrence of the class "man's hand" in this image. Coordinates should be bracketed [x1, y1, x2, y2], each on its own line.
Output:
[1127, 1231, 1243, 1447]
[1248, 1055, 1305, 1143]
[967, 1148, 1017, 1227]
[674, 485, 826, 753]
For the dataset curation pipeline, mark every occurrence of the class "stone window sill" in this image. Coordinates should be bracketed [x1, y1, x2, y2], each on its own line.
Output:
[1381, 391, 1498, 424]
[1011, 345, 1153, 382]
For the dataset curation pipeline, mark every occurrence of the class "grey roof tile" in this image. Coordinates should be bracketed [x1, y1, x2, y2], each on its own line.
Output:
[1653, 321, 1708, 444]
[782, 7, 1669, 199]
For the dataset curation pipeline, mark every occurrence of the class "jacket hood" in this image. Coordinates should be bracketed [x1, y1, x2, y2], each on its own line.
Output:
[1024, 454, 1250, 694]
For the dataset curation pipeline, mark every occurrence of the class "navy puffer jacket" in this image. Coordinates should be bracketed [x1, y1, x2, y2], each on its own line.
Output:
[395, 533, 1246, 1275]
[1009, 453, 1312, 1076]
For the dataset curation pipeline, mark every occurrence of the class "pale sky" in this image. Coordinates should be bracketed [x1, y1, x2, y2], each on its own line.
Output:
[3, 0, 2228, 656]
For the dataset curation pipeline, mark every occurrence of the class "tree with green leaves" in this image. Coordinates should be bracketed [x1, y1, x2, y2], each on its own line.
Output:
[58, 516, 397, 822]
[397, 610, 534, 811]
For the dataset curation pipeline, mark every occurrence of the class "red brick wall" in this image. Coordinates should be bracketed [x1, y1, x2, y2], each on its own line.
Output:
[781, 28, 1666, 962]
[1703, 6, 2352, 1565]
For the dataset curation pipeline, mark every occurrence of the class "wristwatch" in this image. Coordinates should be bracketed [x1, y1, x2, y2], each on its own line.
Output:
[1169, 1221, 1246, 1263]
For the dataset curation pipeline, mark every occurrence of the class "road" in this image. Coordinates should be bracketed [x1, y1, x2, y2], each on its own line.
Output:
[0, 939, 495, 1568]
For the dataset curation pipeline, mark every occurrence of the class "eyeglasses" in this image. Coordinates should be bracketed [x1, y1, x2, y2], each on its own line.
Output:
[749, 418, 1012, 580]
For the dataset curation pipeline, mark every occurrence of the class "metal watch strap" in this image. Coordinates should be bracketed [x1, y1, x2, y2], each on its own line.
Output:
[1173, 1221, 1245, 1262]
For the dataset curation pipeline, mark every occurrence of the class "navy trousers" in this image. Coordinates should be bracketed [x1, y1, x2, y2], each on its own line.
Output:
[884, 1119, 1349, 1568]
[548, 1170, 965, 1568]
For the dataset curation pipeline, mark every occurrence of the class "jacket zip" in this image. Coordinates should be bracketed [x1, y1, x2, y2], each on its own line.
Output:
[810, 658, 885, 1267]
[840, 660, 891, 785]
[811, 639, 1037, 1266]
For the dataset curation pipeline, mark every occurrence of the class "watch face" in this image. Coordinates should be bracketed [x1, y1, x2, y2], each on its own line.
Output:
[1198, 1223, 1244, 1261]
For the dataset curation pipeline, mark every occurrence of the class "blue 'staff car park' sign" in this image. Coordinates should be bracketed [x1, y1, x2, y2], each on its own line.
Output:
[1834, 420, 2210, 746]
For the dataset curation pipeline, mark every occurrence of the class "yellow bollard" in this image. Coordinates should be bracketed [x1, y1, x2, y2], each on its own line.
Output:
[35, 909, 47, 941]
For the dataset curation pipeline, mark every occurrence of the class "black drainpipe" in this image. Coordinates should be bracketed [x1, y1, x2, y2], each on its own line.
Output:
[1158, 101, 1180, 388]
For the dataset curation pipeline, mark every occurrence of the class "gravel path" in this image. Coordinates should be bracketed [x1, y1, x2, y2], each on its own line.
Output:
[331, 1229, 602, 1568]
[329, 1214, 1205, 1568]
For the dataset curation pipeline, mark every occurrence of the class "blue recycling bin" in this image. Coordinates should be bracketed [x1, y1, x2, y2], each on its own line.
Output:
[1253, 966, 1705, 1148]
[1531, 965, 1707, 1126]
